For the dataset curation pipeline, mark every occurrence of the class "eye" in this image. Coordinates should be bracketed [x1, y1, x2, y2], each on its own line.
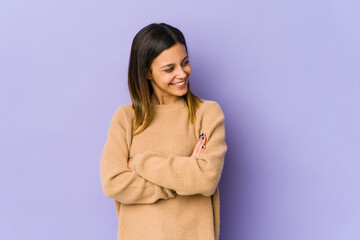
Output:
[164, 61, 189, 73]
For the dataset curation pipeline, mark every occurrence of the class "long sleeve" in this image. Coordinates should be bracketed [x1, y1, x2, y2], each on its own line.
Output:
[130, 101, 227, 197]
[99, 106, 177, 204]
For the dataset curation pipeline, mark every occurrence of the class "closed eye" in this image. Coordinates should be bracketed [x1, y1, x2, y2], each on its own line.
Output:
[165, 61, 190, 72]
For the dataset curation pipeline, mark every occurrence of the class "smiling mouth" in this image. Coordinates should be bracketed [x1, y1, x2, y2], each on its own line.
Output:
[170, 80, 186, 86]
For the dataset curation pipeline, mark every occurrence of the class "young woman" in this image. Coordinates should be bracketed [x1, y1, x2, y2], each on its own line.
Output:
[100, 23, 228, 240]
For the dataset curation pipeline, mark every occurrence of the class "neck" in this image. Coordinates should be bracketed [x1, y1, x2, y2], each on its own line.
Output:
[151, 93, 183, 105]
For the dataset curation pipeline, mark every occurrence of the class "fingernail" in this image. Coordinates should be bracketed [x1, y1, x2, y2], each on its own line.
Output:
[202, 136, 204, 140]
[202, 145, 204, 149]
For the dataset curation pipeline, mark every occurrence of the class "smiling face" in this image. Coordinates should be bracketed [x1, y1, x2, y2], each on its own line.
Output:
[146, 42, 191, 104]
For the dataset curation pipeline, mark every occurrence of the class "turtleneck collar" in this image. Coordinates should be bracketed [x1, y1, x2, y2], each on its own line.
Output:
[151, 93, 187, 112]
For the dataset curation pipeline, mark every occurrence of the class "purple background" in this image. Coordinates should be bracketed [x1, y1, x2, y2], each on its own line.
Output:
[1, 0, 359, 239]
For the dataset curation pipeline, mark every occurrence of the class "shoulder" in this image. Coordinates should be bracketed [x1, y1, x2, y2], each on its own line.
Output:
[195, 99, 226, 136]
[197, 99, 225, 119]
[111, 103, 134, 125]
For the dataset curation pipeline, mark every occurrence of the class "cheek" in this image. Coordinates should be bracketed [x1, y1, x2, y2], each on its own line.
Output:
[152, 72, 171, 84]
[158, 73, 174, 85]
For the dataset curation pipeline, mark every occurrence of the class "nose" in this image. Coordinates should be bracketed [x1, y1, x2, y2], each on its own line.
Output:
[176, 67, 187, 79]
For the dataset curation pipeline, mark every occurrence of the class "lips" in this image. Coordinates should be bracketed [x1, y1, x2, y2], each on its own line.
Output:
[170, 80, 186, 85]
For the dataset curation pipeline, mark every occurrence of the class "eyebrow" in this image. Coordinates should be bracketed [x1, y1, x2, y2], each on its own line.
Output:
[160, 56, 189, 69]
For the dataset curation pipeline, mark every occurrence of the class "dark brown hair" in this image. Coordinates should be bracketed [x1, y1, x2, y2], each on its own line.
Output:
[128, 23, 203, 136]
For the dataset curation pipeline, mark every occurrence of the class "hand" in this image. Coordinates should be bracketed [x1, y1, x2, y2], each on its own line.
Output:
[127, 157, 133, 169]
[191, 132, 206, 157]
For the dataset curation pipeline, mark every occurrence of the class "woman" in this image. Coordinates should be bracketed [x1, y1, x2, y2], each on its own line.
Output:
[100, 23, 228, 240]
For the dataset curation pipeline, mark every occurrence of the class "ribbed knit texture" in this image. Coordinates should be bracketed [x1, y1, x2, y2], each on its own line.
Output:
[100, 94, 227, 240]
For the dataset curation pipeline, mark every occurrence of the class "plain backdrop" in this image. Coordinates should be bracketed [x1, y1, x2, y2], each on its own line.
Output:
[0, 0, 359, 239]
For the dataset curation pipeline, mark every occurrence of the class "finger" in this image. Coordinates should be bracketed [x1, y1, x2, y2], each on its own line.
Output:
[195, 136, 205, 157]
[202, 133, 206, 145]
[196, 133, 207, 156]
[191, 134, 204, 157]
[196, 145, 206, 157]
[201, 145, 206, 153]
[192, 141, 202, 157]
[199, 134, 206, 151]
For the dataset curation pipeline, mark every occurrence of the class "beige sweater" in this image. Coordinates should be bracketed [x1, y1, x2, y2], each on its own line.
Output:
[100, 95, 227, 240]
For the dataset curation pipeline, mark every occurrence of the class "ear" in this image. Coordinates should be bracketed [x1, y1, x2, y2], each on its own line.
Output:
[146, 69, 152, 80]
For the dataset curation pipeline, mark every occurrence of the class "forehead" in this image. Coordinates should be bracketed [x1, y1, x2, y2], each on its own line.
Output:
[153, 43, 187, 64]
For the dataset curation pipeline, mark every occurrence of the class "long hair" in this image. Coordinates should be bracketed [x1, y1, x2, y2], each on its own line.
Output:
[128, 23, 203, 136]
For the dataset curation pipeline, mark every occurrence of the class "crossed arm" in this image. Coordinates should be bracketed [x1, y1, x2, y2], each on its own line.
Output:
[100, 102, 227, 204]
[129, 102, 227, 196]
[99, 107, 177, 204]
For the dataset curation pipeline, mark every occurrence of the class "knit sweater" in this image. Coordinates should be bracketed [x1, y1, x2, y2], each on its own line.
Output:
[100, 94, 228, 240]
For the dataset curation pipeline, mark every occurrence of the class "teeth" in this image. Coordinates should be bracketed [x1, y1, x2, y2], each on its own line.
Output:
[172, 81, 185, 86]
